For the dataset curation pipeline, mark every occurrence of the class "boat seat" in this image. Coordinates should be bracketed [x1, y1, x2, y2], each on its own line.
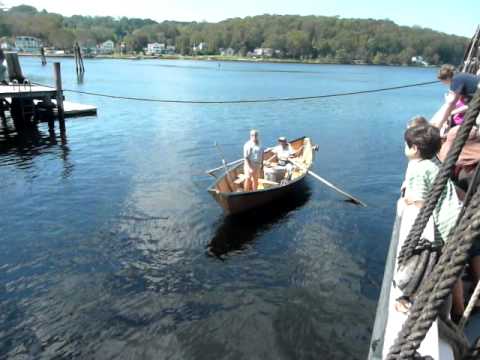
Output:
[258, 178, 279, 186]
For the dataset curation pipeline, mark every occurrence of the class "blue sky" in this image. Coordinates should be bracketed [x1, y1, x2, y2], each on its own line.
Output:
[4, 0, 479, 37]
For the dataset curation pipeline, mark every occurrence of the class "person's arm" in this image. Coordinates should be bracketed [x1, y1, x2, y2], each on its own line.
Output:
[404, 166, 429, 209]
[450, 104, 468, 116]
[432, 91, 460, 128]
[264, 153, 277, 164]
[244, 145, 253, 173]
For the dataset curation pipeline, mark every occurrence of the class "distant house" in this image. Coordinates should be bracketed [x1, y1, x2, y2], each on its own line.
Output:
[1, 41, 12, 50]
[193, 42, 208, 53]
[147, 42, 165, 55]
[15, 36, 42, 52]
[165, 45, 176, 54]
[253, 48, 273, 57]
[98, 40, 115, 54]
[411, 55, 429, 66]
[81, 46, 97, 55]
[220, 47, 235, 56]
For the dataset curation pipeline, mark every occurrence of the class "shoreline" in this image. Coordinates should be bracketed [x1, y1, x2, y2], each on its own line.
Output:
[17, 53, 435, 68]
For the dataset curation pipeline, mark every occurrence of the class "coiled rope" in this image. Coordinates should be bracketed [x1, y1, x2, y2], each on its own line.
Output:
[33, 80, 439, 104]
[387, 87, 480, 359]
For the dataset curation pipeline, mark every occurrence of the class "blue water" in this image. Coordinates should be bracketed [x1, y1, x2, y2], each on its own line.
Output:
[0, 58, 445, 359]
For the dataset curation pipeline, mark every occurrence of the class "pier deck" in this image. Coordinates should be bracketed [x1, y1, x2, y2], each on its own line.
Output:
[0, 84, 97, 123]
[0, 84, 57, 99]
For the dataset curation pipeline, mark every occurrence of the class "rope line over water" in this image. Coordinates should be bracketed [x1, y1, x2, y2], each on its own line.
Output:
[52, 80, 439, 104]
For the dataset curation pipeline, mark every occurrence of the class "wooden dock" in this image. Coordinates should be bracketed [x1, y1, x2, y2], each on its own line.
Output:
[0, 56, 96, 132]
[0, 84, 57, 98]
[0, 83, 96, 130]
[32, 99, 97, 118]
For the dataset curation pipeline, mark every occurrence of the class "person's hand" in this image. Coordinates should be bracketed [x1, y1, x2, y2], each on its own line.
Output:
[444, 92, 456, 104]
[468, 126, 478, 140]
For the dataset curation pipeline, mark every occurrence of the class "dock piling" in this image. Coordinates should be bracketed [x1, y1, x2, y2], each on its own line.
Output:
[74, 42, 85, 81]
[53, 62, 65, 130]
[40, 47, 47, 66]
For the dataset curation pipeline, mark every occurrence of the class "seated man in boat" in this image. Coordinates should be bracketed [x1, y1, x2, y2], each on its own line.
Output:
[265, 137, 297, 181]
[272, 137, 293, 166]
[243, 129, 263, 191]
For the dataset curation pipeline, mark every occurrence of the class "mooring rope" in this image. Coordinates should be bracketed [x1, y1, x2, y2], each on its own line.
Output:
[32, 80, 439, 104]
[396, 88, 480, 267]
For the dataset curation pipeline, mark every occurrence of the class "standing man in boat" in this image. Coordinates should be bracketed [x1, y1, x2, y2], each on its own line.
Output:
[243, 129, 263, 191]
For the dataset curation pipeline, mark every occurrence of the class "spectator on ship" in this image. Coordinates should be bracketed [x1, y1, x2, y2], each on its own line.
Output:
[432, 64, 480, 130]
[396, 125, 464, 316]
[407, 115, 429, 129]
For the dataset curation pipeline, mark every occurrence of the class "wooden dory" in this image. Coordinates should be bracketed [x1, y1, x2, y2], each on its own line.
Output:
[208, 137, 315, 215]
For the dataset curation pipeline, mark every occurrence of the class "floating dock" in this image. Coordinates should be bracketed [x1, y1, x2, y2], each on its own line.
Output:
[35, 99, 97, 118]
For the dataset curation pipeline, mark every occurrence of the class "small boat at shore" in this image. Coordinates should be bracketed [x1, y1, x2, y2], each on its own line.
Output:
[208, 137, 315, 215]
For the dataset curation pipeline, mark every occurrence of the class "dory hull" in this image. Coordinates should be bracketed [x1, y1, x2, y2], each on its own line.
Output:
[209, 172, 308, 215]
[208, 136, 314, 215]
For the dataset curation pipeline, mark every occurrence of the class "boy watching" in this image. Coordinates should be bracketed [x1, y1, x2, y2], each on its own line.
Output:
[400, 124, 463, 317]
[403, 125, 460, 238]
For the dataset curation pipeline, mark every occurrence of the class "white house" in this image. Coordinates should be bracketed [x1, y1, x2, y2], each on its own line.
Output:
[1, 42, 11, 50]
[220, 47, 235, 56]
[193, 42, 208, 52]
[147, 42, 165, 55]
[99, 40, 115, 54]
[166, 45, 176, 54]
[411, 56, 428, 66]
[15, 36, 42, 52]
[253, 48, 273, 57]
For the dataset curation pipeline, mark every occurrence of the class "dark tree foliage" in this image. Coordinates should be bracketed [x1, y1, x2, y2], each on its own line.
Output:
[0, 7, 468, 65]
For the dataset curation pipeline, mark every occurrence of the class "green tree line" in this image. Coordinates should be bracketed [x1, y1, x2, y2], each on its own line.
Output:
[0, 5, 469, 65]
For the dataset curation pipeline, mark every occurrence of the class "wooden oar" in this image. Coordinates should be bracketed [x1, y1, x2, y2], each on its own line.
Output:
[214, 142, 228, 169]
[206, 158, 244, 176]
[289, 159, 367, 207]
[206, 146, 275, 176]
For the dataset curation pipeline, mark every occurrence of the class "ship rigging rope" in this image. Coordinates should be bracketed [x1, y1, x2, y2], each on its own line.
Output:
[32, 80, 439, 104]
[387, 179, 480, 359]
[386, 87, 480, 359]
[396, 87, 480, 267]
[464, 336, 480, 359]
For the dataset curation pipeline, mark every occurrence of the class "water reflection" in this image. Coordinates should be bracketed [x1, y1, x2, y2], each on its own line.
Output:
[0, 118, 72, 178]
[208, 184, 311, 258]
